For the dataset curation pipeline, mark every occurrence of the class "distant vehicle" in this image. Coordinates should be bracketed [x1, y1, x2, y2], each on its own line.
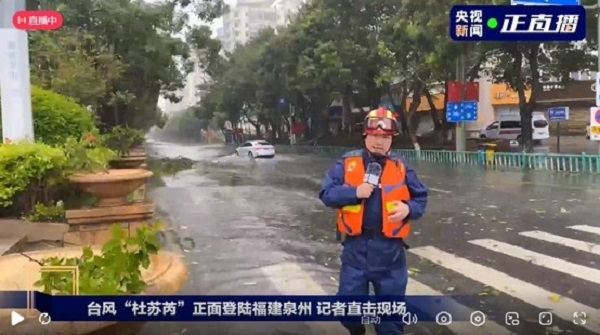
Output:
[479, 111, 549, 142]
[235, 140, 275, 158]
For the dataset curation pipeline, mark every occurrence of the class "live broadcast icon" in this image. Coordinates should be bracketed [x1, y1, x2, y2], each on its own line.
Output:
[12, 10, 63, 30]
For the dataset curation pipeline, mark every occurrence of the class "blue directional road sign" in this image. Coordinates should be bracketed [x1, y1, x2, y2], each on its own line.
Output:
[446, 101, 478, 122]
[511, 0, 579, 5]
[548, 106, 569, 121]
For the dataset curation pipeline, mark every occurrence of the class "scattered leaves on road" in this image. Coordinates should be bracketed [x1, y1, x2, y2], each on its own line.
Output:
[408, 267, 420, 276]
[478, 286, 499, 296]
[545, 325, 564, 335]
[548, 293, 562, 302]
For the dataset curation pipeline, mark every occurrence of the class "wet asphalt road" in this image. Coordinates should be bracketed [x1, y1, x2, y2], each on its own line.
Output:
[142, 141, 600, 335]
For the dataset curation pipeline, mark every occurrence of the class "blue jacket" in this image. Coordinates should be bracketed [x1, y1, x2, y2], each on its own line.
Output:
[319, 150, 428, 271]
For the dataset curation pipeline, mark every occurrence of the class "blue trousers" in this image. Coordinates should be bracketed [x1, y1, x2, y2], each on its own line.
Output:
[337, 264, 408, 335]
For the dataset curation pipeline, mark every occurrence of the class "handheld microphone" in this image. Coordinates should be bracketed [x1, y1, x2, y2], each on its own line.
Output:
[364, 162, 382, 186]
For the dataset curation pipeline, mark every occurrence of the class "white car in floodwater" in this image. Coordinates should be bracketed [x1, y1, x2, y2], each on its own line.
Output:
[235, 140, 275, 158]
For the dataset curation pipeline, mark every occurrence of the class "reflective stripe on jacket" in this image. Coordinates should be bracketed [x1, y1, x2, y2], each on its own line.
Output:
[336, 152, 411, 238]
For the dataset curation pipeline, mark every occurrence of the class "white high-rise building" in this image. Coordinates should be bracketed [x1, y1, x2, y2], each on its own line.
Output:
[271, 0, 306, 27]
[219, 0, 278, 52]
[162, 51, 207, 114]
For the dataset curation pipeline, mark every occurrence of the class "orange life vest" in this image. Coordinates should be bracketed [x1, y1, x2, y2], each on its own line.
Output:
[337, 150, 411, 239]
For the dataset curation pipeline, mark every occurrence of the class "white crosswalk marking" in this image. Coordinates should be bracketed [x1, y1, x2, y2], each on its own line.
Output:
[261, 226, 600, 334]
[409, 245, 600, 333]
[407, 280, 513, 335]
[519, 230, 600, 255]
[469, 239, 600, 284]
[568, 225, 600, 236]
[261, 262, 346, 334]
[262, 262, 511, 335]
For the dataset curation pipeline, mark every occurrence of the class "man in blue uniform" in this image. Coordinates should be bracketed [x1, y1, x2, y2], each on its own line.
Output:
[318, 107, 428, 335]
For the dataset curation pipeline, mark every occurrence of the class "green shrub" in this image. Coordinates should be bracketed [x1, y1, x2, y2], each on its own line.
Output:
[102, 125, 145, 156]
[0, 86, 97, 146]
[25, 202, 66, 222]
[35, 224, 161, 294]
[62, 136, 116, 173]
[0, 142, 66, 208]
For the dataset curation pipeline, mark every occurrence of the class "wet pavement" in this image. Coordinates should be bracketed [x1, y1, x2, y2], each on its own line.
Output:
[537, 136, 600, 154]
[142, 140, 600, 335]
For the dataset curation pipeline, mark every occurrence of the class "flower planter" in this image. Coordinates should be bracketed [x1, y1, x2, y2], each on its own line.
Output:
[109, 148, 147, 169]
[68, 169, 153, 207]
[0, 247, 188, 335]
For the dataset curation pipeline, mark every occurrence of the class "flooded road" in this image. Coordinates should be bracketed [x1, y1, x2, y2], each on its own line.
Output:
[143, 141, 600, 335]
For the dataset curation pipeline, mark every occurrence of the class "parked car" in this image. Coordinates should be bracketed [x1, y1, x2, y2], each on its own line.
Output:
[235, 140, 275, 158]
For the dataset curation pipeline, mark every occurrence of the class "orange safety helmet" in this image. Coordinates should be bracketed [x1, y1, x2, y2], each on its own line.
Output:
[363, 107, 399, 136]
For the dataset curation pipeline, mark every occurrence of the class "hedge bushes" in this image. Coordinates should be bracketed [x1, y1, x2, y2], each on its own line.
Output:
[0, 86, 97, 145]
[0, 142, 66, 208]
[0, 86, 104, 216]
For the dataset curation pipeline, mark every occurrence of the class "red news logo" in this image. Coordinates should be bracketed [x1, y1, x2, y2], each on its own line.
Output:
[12, 10, 63, 30]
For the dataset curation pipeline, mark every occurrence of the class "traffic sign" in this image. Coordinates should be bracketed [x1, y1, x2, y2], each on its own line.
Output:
[590, 107, 600, 141]
[511, 0, 579, 5]
[548, 107, 569, 121]
[277, 97, 286, 107]
[446, 101, 478, 122]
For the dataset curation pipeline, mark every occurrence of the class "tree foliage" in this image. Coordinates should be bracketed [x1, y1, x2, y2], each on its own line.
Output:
[29, 0, 225, 130]
[0, 86, 97, 145]
[195, 0, 597, 150]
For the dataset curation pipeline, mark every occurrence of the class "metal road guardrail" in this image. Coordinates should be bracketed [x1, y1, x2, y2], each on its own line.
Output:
[276, 145, 600, 174]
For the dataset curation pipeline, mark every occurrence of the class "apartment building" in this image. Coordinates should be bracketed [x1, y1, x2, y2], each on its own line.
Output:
[218, 0, 278, 52]
[271, 0, 306, 27]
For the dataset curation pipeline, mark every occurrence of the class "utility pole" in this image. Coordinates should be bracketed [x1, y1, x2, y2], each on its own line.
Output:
[584, 0, 600, 154]
[455, 54, 467, 152]
[0, 0, 34, 143]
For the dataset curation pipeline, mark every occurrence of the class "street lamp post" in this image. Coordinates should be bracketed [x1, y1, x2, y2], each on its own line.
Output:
[0, 0, 34, 143]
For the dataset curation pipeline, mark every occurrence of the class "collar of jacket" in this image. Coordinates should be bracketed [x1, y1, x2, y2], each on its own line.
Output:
[363, 149, 390, 165]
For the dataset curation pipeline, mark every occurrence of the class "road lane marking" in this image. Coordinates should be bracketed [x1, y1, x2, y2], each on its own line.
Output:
[568, 225, 600, 236]
[261, 262, 331, 295]
[260, 262, 346, 335]
[263, 262, 511, 334]
[429, 187, 452, 194]
[519, 231, 600, 255]
[407, 280, 512, 334]
[469, 239, 600, 285]
[409, 246, 600, 333]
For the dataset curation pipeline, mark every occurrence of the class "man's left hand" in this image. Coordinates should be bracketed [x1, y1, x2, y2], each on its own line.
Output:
[388, 201, 410, 222]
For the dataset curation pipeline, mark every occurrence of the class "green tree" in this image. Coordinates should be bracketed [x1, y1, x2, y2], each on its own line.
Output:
[31, 0, 225, 130]
[198, 0, 595, 151]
